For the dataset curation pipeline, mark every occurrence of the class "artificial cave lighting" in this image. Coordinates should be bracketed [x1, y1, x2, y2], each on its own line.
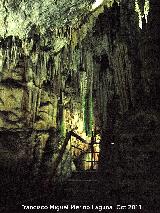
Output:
[64, 108, 91, 145]
[91, 0, 104, 11]
[63, 108, 100, 170]
[144, 0, 150, 23]
[135, 0, 143, 29]
[135, 0, 150, 29]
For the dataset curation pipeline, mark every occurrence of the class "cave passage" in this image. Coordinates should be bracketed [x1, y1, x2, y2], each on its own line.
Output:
[0, 0, 160, 211]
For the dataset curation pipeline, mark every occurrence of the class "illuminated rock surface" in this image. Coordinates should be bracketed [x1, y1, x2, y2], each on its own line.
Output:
[0, 0, 159, 212]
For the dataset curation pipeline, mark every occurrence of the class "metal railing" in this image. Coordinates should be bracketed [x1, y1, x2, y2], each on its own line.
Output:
[52, 130, 100, 178]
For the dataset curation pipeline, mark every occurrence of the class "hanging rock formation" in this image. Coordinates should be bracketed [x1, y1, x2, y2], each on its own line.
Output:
[0, 0, 159, 211]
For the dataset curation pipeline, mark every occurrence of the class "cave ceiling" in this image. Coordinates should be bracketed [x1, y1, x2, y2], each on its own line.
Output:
[0, 0, 97, 38]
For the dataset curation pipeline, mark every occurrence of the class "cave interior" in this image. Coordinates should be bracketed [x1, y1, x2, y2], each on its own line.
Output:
[0, 0, 160, 211]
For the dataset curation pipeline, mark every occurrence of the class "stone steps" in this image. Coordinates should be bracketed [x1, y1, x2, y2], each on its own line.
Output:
[70, 170, 99, 179]
[62, 170, 101, 203]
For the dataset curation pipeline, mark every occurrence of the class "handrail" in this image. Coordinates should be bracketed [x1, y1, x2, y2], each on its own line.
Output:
[71, 145, 84, 151]
[51, 130, 88, 177]
[52, 131, 71, 176]
[70, 131, 88, 144]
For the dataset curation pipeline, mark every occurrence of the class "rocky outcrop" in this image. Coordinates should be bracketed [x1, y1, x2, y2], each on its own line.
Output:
[0, 0, 160, 211]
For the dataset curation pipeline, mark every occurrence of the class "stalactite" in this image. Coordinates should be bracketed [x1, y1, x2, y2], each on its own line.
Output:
[27, 81, 33, 113]
[135, 0, 150, 28]
[36, 88, 42, 118]
[32, 86, 39, 124]
[0, 49, 4, 75]
[11, 37, 17, 67]
[81, 50, 93, 135]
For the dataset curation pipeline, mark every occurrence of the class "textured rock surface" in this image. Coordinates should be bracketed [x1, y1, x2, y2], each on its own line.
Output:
[114, 110, 160, 209]
[0, 0, 159, 211]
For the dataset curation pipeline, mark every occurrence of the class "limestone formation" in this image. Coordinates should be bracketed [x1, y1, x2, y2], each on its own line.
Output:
[0, 0, 159, 211]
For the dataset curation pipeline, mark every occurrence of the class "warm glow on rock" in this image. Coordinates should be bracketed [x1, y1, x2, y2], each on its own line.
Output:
[135, 0, 150, 29]
[91, 0, 104, 11]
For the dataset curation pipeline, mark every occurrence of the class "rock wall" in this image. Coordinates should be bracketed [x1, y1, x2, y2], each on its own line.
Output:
[0, 6, 102, 201]
[0, 0, 159, 210]
[82, 0, 160, 210]
[65, 0, 159, 209]
[0, 37, 56, 207]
